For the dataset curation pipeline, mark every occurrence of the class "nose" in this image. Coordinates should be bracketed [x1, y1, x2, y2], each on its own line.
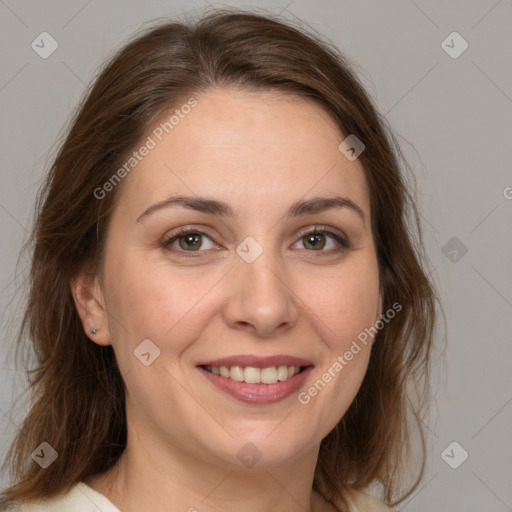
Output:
[222, 248, 299, 338]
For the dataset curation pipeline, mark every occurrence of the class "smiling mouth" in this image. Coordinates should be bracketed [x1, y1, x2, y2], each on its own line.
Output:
[200, 364, 307, 384]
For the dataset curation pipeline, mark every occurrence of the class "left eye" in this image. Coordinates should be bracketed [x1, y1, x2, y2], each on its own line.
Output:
[293, 228, 348, 252]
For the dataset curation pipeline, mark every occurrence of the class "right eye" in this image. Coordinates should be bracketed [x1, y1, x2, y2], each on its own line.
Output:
[162, 228, 217, 254]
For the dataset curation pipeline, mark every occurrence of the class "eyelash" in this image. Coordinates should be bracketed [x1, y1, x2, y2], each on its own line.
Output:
[161, 226, 351, 258]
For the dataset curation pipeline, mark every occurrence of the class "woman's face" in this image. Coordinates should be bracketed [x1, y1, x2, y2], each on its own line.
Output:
[89, 87, 381, 470]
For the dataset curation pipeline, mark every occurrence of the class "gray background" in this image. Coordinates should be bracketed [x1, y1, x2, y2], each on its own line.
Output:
[1, 1, 511, 510]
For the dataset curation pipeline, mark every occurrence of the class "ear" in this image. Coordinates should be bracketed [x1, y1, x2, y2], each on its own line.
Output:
[70, 271, 111, 346]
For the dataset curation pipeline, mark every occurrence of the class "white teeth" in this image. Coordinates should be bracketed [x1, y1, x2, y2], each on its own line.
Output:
[206, 364, 303, 384]
[244, 367, 260, 383]
[230, 365, 244, 382]
[261, 367, 278, 384]
[277, 365, 288, 381]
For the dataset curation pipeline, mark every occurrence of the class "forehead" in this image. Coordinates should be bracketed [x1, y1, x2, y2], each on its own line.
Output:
[116, 87, 370, 218]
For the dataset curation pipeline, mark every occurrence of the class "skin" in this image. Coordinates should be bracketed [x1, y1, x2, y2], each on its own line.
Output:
[71, 87, 382, 512]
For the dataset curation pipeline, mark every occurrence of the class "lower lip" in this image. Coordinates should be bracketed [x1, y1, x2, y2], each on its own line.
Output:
[197, 366, 314, 404]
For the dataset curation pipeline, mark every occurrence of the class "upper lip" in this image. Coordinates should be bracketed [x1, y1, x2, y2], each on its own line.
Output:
[197, 355, 314, 368]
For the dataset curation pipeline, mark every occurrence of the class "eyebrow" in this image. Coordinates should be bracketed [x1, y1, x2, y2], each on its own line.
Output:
[136, 194, 366, 224]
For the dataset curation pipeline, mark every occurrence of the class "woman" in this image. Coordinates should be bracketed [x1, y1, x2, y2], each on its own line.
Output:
[1, 8, 439, 512]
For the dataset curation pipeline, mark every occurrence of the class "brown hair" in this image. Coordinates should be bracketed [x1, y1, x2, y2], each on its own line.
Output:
[1, 8, 441, 511]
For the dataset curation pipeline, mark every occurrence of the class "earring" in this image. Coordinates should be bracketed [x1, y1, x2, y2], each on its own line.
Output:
[89, 328, 98, 335]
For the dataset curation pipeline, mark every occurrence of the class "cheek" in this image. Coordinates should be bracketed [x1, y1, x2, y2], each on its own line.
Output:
[291, 256, 381, 436]
[104, 258, 223, 349]
[307, 254, 381, 350]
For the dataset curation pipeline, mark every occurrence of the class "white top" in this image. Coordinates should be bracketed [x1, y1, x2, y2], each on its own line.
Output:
[18, 482, 396, 512]
[18, 482, 120, 512]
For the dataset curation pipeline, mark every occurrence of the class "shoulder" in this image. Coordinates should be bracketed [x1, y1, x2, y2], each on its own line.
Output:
[344, 488, 397, 512]
[16, 482, 120, 512]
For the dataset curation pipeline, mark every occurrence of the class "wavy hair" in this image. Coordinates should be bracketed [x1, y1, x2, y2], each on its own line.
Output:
[1, 8, 441, 511]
